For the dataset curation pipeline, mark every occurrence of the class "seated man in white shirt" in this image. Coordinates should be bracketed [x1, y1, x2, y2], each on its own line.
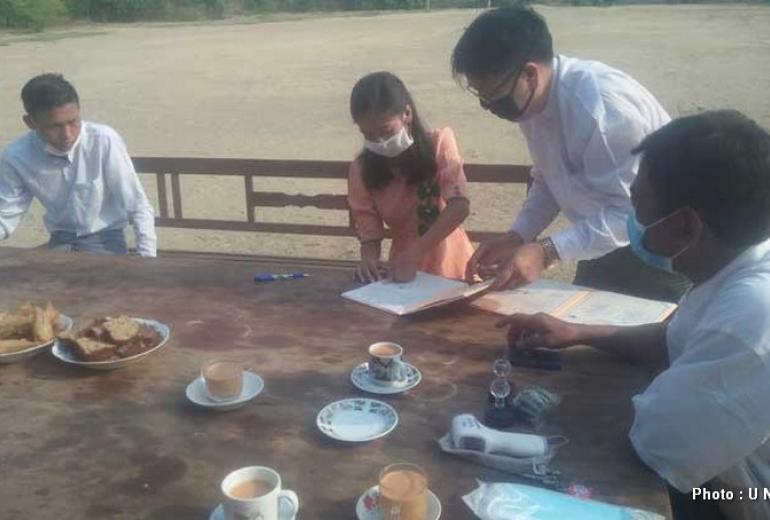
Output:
[0, 73, 157, 257]
[500, 110, 770, 520]
[453, 7, 689, 301]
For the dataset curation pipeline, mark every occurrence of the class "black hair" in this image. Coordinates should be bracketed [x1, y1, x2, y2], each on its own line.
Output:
[634, 110, 770, 249]
[21, 73, 79, 117]
[451, 6, 554, 81]
[350, 71, 437, 191]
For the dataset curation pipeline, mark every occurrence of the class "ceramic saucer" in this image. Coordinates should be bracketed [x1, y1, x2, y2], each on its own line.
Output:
[186, 371, 264, 411]
[350, 362, 421, 395]
[355, 485, 441, 519]
[209, 502, 296, 520]
[316, 398, 398, 442]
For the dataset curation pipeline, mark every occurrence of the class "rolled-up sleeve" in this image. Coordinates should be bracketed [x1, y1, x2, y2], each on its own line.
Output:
[508, 167, 560, 242]
[347, 158, 385, 242]
[103, 130, 157, 257]
[630, 329, 770, 492]
[0, 154, 33, 240]
[548, 103, 644, 261]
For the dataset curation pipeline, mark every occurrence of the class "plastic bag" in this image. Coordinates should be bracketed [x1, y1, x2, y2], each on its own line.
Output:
[463, 481, 665, 520]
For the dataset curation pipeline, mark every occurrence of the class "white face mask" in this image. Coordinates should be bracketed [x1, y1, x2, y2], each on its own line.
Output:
[363, 126, 414, 158]
[41, 130, 82, 158]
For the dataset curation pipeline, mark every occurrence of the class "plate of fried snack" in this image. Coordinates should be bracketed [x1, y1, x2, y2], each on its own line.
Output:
[0, 303, 72, 364]
[53, 316, 170, 370]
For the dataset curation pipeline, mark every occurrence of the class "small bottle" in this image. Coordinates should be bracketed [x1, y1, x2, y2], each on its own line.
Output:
[487, 358, 515, 406]
[484, 358, 516, 427]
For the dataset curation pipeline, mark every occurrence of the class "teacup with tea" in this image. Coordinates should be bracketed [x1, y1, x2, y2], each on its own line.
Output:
[221, 466, 299, 520]
[368, 342, 407, 386]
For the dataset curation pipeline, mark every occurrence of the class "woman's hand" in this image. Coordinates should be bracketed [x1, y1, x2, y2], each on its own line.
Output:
[355, 240, 387, 284]
[355, 258, 388, 283]
[391, 246, 422, 283]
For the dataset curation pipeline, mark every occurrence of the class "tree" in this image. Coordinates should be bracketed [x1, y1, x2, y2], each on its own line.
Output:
[0, 0, 67, 29]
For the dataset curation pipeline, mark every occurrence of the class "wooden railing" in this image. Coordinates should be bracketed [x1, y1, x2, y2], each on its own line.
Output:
[133, 157, 531, 244]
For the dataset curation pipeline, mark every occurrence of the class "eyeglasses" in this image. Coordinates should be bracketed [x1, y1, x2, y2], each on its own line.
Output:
[465, 64, 524, 106]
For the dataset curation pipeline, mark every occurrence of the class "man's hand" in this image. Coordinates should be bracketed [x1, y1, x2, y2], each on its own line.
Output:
[391, 246, 422, 283]
[496, 313, 581, 350]
[465, 232, 524, 283]
[489, 242, 547, 290]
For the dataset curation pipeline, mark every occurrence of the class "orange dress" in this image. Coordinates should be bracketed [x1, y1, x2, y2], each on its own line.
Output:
[347, 127, 474, 280]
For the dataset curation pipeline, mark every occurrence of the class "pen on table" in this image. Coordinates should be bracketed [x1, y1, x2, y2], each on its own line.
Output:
[253, 272, 310, 282]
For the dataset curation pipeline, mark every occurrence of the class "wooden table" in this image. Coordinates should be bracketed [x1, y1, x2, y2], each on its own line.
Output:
[0, 248, 671, 519]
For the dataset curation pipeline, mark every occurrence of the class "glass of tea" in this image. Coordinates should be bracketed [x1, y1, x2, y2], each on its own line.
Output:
[378, 463, 428, 520]
[202, 358, 243, 402]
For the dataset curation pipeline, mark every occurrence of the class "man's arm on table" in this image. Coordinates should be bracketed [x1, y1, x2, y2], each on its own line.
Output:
[498, 313, 668, 367]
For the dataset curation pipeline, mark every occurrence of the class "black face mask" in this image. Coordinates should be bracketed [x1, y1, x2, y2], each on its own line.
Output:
[480, 68, 536, 122]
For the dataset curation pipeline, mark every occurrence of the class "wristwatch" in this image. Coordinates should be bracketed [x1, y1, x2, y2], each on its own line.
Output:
[537, 237, 560, 268]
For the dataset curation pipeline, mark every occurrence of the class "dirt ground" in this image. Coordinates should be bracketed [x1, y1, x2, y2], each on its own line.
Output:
[1, 5, 769, 269]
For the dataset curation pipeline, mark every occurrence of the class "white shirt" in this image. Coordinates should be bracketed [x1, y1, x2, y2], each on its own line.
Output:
[630, 238, 770, 520]
[511, 55, 671, 262]
[0, 122, 157, 257]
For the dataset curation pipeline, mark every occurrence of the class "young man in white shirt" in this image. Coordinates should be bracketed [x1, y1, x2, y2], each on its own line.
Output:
[453, 7, 688, 301]
[500, 110, 770, 520]
[0, 73, 157, 257]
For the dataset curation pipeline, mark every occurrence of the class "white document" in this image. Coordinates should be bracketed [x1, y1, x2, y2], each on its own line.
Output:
[341, 271, 493, 316]
[558, 290, 677, 326]
[471, 279, 587, 317]
[472, 279, 677, 326]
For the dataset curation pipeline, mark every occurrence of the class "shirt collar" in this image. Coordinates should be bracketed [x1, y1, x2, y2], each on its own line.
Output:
[528, 55, 561, 123]
[35, 123, 85, 162]
[685, 237, 770, 303]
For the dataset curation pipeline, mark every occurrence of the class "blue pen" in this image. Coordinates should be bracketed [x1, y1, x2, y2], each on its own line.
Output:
[253, 272, 310, 282]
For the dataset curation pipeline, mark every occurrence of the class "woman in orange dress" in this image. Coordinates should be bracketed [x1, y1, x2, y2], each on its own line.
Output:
[348, 71, 475, 283]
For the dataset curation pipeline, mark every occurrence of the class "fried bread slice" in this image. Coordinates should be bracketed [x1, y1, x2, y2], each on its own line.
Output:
[32, 306, 55, 343]
[71, 337, 119, 362]
[102, 316, 140, 344]
[0, 314, 33, 339]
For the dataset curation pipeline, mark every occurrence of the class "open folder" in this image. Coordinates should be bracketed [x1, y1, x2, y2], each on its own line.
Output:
[471, 278, 677, 325]
[341, 272, 493, 316]
[342, 273, 677, 325]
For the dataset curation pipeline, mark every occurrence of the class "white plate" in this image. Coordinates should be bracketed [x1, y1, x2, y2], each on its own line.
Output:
[0, 314, 73, 364]
[316, 398, 398, 442]
[356, 485, 441, 520]
[186, 371, 264, 411]
[350, 362, 421, 395]
[51, 318, 170, 370]
[209, 502, 296, 520]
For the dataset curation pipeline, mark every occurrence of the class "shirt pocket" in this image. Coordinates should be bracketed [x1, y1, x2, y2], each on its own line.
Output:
[70, 177, 105, 214]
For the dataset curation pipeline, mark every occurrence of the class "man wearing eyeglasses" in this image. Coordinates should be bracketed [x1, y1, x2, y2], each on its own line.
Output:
[454, 6, 689, 301]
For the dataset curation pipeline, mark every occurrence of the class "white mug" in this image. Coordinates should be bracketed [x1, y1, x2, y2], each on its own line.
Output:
[221, 466, 299, 520]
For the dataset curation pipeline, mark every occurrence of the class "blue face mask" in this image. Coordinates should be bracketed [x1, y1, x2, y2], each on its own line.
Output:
[627, 209, 688, 273]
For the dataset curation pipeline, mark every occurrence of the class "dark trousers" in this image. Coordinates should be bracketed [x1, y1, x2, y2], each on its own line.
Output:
[48, 228, 128, 255]
[573, 246, 691, 303]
